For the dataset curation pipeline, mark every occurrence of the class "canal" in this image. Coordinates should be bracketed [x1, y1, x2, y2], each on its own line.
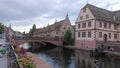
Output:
[21, 43, 120, 68]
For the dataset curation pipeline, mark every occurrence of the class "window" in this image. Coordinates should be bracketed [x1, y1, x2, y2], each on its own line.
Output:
[82, 22, 86, 28]
[80, 16, 83, 20]
[64, 27, 66, 30]
[114, 24, 117, 30]
[88, 31, 91, 37]
[114, 34, 117, 39]
[88, 21, 91, 27]
[109, 23, 111, 29]
[56, 32, 58, 34]
[86, 15, 89, 19]
[99, 21, 102, 27]
[78, 32, 80, 37]
[83, 8, 86, 12]
[109, 33, 111, 39]
[82, 32, 86, 37]
[78, 23, 80, 28]
[99, 32, 102, 38]
[62, 32, 64, 34]
[104, 22, 107, 28]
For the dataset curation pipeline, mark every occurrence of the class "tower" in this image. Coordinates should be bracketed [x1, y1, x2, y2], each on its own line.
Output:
[66, 13, 69, 19]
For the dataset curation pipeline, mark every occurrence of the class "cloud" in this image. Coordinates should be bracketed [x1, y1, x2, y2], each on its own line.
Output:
[0, 0, 120, 32]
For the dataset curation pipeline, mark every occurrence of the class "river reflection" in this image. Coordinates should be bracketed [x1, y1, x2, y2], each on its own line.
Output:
[21, 43, 120, 68]
[36, 47, 120, 68]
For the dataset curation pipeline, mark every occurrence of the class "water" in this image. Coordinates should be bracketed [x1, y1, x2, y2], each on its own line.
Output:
[20, 43, 31, 49]
[22, 43, 120, 68]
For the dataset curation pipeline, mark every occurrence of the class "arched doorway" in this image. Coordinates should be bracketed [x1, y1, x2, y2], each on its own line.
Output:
[103, 34, 107, 42]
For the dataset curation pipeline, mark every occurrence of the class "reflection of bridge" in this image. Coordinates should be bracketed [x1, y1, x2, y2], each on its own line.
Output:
[14, 37, 63, 46]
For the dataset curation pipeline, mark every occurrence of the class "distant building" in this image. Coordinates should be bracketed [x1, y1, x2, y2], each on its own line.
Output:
[5, 25, 15, 38]
[5, 25, 23, 38]
[71, 25, 75, 40]
[14, 31, 23, 37]
[33, 14, 73, 39]
[75, 4, 120, 50]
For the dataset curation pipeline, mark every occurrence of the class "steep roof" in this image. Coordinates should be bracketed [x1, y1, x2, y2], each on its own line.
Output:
[113, 10, 120, 23]
[82, 4, 120, 23]
[34, 15, 70, 34]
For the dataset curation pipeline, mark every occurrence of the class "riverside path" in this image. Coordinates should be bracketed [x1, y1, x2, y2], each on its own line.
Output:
[0, 55, 8, 68]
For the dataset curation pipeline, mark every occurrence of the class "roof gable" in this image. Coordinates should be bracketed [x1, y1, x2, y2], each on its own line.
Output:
[35, 16, 71, 33]
[83, 4, 120, 23]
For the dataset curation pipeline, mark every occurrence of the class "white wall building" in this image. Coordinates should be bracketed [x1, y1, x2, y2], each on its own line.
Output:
[75, 4, 120, 50]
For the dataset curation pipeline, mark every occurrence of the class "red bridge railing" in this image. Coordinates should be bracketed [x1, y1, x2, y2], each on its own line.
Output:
[13, 36, 63, 41]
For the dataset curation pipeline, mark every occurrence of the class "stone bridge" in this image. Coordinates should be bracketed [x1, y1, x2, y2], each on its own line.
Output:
[14, 37, 63, 46]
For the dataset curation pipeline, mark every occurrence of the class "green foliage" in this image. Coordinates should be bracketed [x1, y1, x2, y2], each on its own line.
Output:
[0, 23, 4, 34]
[63, 28, 72, 45]
[32, 24, 36, 32]
[0, 49, 5, 54]
[29, 24, 36, 36]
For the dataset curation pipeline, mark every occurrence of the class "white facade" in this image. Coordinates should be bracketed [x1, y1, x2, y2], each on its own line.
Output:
[75, 4, 120, 50]
[75, 7, 96, 50]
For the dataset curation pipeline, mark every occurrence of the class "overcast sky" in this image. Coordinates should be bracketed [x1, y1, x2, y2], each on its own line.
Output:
[0, 0, 120, 33]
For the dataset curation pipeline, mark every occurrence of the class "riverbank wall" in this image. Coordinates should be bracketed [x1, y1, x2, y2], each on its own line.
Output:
[64, 46, 91, 51]
[64, 46, 120, 56]
[26, 52, 53, 68]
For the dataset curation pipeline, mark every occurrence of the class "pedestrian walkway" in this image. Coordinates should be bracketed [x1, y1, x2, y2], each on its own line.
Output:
[0, 55, 8, 68]
[0, 33, 8, 68]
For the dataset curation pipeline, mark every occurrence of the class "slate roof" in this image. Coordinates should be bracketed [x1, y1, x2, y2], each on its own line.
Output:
[83, 4, 120, 23]
[113, 10, 120, 23]
[34, 16, 70, 34]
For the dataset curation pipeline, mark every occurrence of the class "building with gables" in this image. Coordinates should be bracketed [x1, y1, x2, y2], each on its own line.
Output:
[33, 14, 74, 39]
[5, 25, 23, 38]
[75, 4, 120, 50]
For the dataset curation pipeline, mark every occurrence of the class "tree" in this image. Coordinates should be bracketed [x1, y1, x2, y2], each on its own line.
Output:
[29, 24, 36, 36]
[63, 28, 72, 45]
[0, 23, 4, 34]
[32, 24, 36, 32]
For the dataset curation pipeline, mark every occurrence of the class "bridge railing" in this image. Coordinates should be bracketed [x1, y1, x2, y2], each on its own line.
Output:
[14, 36, 62, 41]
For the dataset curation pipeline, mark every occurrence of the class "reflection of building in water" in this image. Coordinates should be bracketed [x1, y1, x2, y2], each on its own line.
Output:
[75, 50, 120, 68]
[75, 50, 95, 68]
[43, 47, 73, 68]
[98, 56, 120, 68]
